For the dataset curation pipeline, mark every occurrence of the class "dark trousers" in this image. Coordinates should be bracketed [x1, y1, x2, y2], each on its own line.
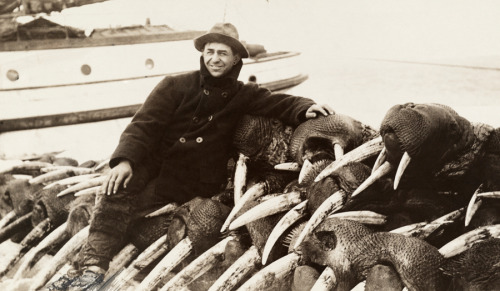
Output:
[78, 163, 223, 270]
[78, 165, 167, 270]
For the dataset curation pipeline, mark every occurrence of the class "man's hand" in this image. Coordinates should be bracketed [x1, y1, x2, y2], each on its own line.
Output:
[305, 104, 335, 119]
[101, 160, 133, 195]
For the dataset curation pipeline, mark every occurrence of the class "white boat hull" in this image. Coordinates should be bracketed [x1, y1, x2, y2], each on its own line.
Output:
[0, 38, 307, 161]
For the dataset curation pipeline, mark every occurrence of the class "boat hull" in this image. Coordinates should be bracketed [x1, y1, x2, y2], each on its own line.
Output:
[0, 39, 308, 160]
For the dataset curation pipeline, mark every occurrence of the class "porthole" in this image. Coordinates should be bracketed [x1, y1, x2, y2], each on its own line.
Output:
[248, 75, 257, 83]
[81, 64, 91, 75]
[145, 58, 154, 69]
[6, 70, 19, 81]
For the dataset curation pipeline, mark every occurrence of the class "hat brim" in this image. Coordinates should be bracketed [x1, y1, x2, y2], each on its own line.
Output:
[194, 33, 249, 58]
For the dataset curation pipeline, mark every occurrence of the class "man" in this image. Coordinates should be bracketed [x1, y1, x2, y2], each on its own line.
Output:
[49, 22, 333, 290]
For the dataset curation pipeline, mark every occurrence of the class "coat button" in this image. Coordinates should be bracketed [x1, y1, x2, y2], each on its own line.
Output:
[196, 137, 203, 143]
[179, 137, 186, 143]
[208, 115, 213, 121]
[221, 92, 228, 98]
[192, 116, 199, 123]
[203, 89, 210, 95]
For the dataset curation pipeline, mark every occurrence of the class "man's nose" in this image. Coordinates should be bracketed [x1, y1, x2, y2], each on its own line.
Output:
[212, 53, 221, 62]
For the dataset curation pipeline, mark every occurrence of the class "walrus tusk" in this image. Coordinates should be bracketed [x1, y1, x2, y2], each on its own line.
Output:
[328, 211, 387, 225]
[391, 208, 464, 239]
[298, 159, 313, 185]
[74, 186, 100, 197]
[465, 189, 482, 227]
[44, 173, 101, 190]
[57, 175, 106, 197]
[393, 152, 411, 190]
[145, 202, 179, 218]
[310, 266, 337, 291]
[477, 191, 500, 198]
[315, 136, 383, 182]
[105, 243, 140, 282]
[13, 222, 69, 280]
[30, 225, 89, 291]
[372, 146, 387, 174]
[136, 237, 193, 291]
[234, 153, 250, 204]
[439, 224, 500, 258]
[221, 181, 267, 232]
[274, 162, 301, 172]
[208, 245, 261, 291]
[293, 190, 346, 250]
[160, 236, 235, 290]
[106, 235, 168, 291]
[0, 160, 52, 174]
[351, 161, 394, 197]
[237, 252, 301, 291]
[29, 167, 95, 185]
[0, 210, 17, 230]
[229, 191, 302, 231]
[333, 143, 344, 160]
[262, 200, 308, 265]
[0, 218, 51, 277]
[0, 212, 32, 244]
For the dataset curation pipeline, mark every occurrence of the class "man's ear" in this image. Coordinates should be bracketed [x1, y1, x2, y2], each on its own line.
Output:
[233, 54, 241, 64]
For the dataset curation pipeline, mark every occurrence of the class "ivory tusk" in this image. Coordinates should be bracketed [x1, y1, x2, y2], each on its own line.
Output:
[56, 175, 106, 197]
[221, 181, 267, 232]
[29, 167, 95, 185]
[293, 191, 346, 250]
[30, 225, 89, 291]
[351, 161, 394, 197]
[477, 191, 500, 198]
[233, 153, 250, 204]
[236, 252, 301, 291]
[105, 235, 168, 291]
[0, 211, 17, 230]
[136, 237, 193, 291]
[298, 159, 313, 185]
[328, 211, 387, 225]
[43, 173, 101, 190]
[160, 236, 235, 290]
[310, 266, 337, 291]
[0, 213, 32, 244]
[229, 191, 302, 231]
[13, 222, 69, 280]
[333, 143, 344, 160]
[465, 187, 484, 227]
[208, 245, 261, 291]
[262, 200, 308, 265]
[393, 152, 411, 190]
[315, 136, 383, 182]
[74, 186, 100, 197]
[274, 162, 301, 172]
[105, 243, 140, 282]
[372, 146, 387, 174]
[439, 224, 500, 258]
[145, 203, 179, 218]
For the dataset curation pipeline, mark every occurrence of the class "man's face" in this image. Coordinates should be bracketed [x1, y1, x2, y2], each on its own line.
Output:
[203, 42, 240, 78]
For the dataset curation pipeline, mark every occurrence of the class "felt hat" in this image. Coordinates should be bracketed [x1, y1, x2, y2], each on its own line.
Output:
[194, 23, 249, 58]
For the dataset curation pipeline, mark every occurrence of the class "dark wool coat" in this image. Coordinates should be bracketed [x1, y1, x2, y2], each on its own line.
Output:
[110, 61, 315, 204]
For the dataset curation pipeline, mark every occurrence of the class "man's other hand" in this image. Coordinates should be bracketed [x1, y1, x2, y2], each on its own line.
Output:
[101, 160, 133, 195]
[305, 104, 335, 119]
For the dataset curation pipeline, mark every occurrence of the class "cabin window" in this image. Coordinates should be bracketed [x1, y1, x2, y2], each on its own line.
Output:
[7, 70, 19, 81]
[81, 64, 92, 75]
[145, 59, 155, 69]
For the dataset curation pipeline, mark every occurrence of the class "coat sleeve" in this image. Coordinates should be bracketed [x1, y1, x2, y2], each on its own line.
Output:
[109, 77, 179, 168]
[245, 84, 316, 126]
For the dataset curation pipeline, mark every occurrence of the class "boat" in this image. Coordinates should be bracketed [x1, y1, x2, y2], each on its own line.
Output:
[0, 0, 308, 161]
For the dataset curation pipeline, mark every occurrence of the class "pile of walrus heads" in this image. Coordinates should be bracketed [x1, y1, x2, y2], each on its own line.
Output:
[0, 106, 499, 291]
